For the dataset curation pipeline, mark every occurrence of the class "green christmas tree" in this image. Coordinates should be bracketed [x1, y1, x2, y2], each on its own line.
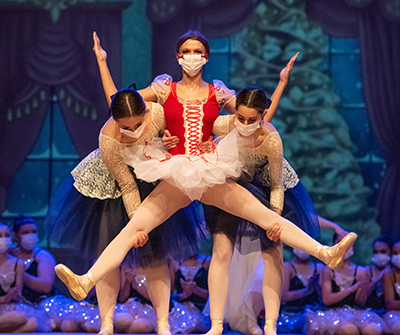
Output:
[230, 0, 380, 264]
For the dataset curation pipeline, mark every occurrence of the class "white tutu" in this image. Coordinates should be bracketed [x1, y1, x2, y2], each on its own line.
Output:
[123, 130, 252, 201]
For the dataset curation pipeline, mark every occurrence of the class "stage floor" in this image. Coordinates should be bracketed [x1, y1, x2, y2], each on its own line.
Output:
[0, 331, 302, 335]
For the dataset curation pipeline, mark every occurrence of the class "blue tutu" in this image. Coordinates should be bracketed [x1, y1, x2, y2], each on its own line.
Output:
[45, 153, 207, 269]
[204, 180, 320, 254]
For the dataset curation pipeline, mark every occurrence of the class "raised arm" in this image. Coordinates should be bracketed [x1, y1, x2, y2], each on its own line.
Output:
[263, 52, 299, 122]
[93, 31, 157, 108]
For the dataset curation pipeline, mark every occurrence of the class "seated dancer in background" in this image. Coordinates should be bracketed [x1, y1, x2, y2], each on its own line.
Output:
[10, 216, 56, 304]
[383, 240, 400, 335]
[0, 223, 42, 333]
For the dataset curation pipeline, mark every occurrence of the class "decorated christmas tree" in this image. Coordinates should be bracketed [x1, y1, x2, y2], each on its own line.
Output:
[230, 0, 380, 264]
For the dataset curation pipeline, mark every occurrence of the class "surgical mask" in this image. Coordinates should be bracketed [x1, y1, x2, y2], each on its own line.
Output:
[392, 255, 400, 269]
[21, 233, 38, 251]
[293, 248, 310, 261]
[344, 247, 354, 260]
[178, 54, 207, 77]
[371, 254, 391, 268]
[119, 122, 146, 139]
[234, 119, 261, 137]
[0, 237, 11, 253]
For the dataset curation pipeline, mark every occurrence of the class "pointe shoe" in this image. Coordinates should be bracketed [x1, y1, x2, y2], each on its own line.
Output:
[324, 232, 357, 270]
[54, 264, 93, 301]
[98, 327, 113, 335]
[264, 320, 277, 335]
[157, 317, 171, 335]
[204, 320, 223, 335]
[249, 324, 263, 335]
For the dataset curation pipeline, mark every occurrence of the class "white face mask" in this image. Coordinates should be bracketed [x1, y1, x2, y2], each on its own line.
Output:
[119, 121, 146, 139]
[371, 254, 391, 268]
[178, 54, 207, 77]
[344, 247, 354, 260]
[293, 248, 310, 261]
[234, 118, 261, 137]
[0, 237, 12, 254]
[392, 255, 400, 269]
[21, 233, 38, 251]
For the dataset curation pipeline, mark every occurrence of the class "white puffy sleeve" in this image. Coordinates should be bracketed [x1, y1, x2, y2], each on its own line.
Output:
[150, 74, 173, 105]
[213, 80, 236, 110]
[212, 115, 230, 137]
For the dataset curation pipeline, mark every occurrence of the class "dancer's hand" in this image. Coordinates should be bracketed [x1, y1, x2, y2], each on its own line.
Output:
[7, 287, 21, 302]
[279, 52, 299, 84]
[93, 31, 107, 62]
[137, 231, 149, 247]
[197, 140, 213, 153]
[180, 278, 195, 298]
[162, 129, 179, 150]
[266, 223, 282, 242]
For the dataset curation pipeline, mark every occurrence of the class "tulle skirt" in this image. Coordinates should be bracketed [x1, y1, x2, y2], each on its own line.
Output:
[45, 174, 207, 268]
[305, 307, 389, 335]
[122, 130, 249, 201]
[205, 180, 320, 254]
[0, 301, 52, 332]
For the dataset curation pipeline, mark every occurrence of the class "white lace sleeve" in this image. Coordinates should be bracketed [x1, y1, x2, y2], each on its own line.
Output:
[150, 74, 173, 105]
[212, 115, 230, 136]
[262, 132, 284, 210]
[213, 80, 236, 110]
[99, 134, 141, 218]
[150, 102, 166, 133]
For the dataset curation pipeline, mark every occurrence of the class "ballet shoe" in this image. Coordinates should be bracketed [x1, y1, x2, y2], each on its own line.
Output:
[54, 264, 94, 301]
[98, 326, 113, 335]
[264, 319, 277, 335]
[204, 319, 223, 335]
[157, 317, 171, 335]
[320, 232, 357, 270]
[248, 324, 263, 335]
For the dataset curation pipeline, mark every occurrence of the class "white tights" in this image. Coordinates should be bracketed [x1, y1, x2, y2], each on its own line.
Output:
[207, 233, 283, 335]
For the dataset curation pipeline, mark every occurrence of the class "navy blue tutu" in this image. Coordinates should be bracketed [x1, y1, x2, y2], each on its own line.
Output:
[204, 180, 320, 254]
[45, 174, 207, 269]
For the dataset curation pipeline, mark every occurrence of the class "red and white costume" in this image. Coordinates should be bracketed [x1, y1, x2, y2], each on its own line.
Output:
[123, 74, 241, 200]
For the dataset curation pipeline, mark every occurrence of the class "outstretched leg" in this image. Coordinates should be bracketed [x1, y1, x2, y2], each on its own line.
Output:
[56, 180, 355, 301]
[200, 181, 356, 267]
[206, 233, 234, 335]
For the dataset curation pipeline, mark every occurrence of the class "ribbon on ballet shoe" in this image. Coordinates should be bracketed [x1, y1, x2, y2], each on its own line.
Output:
[55, 264, 88, 301]
[327, 232, 357, 270]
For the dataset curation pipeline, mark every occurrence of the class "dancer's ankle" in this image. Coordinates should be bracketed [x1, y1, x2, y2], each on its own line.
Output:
[204, 319, 223, 335]
[264, 319, 277, 335]
[315, 233, 357, 269]
[157, 316, 171, 335]
[79, 272, 95, 294]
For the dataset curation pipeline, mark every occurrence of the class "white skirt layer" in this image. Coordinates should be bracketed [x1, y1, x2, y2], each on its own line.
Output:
[123, 130, 250, 201]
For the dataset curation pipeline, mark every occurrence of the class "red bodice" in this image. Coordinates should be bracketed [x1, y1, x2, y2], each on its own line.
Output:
[162, 82, 220, 156]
